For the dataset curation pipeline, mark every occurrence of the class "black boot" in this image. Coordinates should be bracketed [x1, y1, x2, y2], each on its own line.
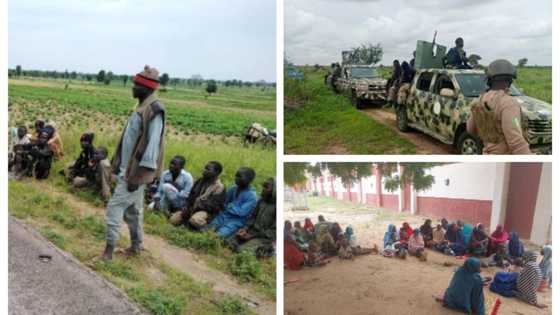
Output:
[100, 243, 115, 261]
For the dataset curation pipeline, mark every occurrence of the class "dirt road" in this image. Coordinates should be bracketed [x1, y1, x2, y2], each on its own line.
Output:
[362, 108, 453, 155]
[9, 217, 146, 315]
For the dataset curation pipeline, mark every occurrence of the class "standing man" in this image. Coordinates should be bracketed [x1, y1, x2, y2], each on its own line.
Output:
[101, 65, 166, 261]
[446, 37, 472, 69]
[467, 59, 532, 154]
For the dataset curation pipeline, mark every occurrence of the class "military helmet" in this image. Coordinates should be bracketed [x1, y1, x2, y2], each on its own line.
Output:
[486, 59, 517, 79]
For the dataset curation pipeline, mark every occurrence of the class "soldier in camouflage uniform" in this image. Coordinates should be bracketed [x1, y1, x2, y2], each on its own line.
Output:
[467, 60, 532, 154]
[397, 61, 415, 106]
[386, 60, 402, 108]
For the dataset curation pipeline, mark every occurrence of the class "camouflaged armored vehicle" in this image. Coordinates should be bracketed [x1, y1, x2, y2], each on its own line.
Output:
[326, 51, 387, 109]
[333, 65, 387, 109]
[396, 41, 552, 155]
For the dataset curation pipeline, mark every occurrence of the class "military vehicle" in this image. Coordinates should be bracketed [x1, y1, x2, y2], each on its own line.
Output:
[326, 51, 387, 109]
[396, 40, 552, 155]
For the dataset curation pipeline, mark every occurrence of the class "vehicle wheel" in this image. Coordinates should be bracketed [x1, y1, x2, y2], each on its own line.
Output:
[396, 106, 409, 132]
[457, 132, 483, 155]
[350, 91, 364, 109]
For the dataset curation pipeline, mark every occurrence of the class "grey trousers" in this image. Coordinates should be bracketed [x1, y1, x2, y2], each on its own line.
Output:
[105, 178, 145, 247]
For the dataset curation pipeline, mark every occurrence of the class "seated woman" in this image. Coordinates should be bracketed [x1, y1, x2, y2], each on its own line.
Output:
[408, 229, 427, 261]
[284, 221, 305, 270]
[420, 219, 434, 248]
[306, 242, 328, 267]
[515, 251, 547, 309]
[539, 245, 552, 290]
[432, 224, 449, 252]
[488, 224, 509, 255]
[508, 231, 525, 259]
[316, 223, 337, 257]
[396, 224, 412, 258]
[344, 226, 377, 256]
[293, 221, 308, 249]
[469, 223, 489, 256]
[445, 223, 466, 256]
[438, 258, 485, 315]
[458, 221, 473, 247]
[303, 217, 314, 240]
[383, 224, 399, 257]
[485, 244, 513, 268]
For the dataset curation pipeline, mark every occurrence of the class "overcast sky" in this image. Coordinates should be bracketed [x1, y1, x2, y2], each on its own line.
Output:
[9, 0, 276, 82]
[285, 0, 551, 66]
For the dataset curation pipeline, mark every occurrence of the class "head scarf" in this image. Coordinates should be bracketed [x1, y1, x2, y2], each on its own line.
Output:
[471, 223, 488, 241]
[133, 65, 160, 90]
[345, 226, 354, 240]
[508, 231, 524, 258]
[384, 224, 398, 248]
[402, 222, 413, 236]
[443, 257, 485, 315]
[517, 251, 543, 305]
[491, 224, 509, 244]
[303, 218, 314, 231]
[539, 245, 552, 281]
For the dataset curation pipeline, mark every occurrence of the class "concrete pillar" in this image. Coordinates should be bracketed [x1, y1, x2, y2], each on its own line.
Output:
[411, 184, 417, 215]
[530, 163, 551, 245]
[398, 164, 404, 213]
[490, 163, 510, 230]
[375, 165, 382, 207]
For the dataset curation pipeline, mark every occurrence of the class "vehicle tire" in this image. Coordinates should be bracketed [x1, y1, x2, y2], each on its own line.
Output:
[396, 105, 409, 132]
[350, 90, 364, 109]
[456, 132, 483, 155]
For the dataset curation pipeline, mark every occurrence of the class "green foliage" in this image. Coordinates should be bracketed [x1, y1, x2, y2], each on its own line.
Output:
[518, 58, 528, 68]
[95, 260, 140, 281]
[378, 162, 440, 192]
[284, 66, 415, 154]
[40, 227, 66, 249]
[96, 70, 106, 83]
[227, 250, 263, 283]
[160, 73, 170, 86]
[127, 286, 185, 315]
[206, 80, 218, 95]
[346, 42, 383, 65]
[284, 162, 311, 187]
[515, 67, 552, 104]
[319, 162, 373, 188]
[217, 295, 253, 315]
[78, 215, 106, 241]
[16, 65, 22, 76]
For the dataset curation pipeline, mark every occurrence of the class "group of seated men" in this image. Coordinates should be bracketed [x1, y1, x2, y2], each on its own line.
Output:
[9, 121, 276, 258]
[9, 120, 64, 180]
[284, 215, 377, 270]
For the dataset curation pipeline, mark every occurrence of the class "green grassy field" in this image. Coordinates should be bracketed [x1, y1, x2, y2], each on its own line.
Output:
[284, 67, 416, 154]
[284, 65, 551, 154]
[8, 78, 276, 314]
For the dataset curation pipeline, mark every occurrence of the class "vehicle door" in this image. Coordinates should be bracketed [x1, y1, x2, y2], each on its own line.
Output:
[431, 73, 458, 140]
[411, 71, 436, 127]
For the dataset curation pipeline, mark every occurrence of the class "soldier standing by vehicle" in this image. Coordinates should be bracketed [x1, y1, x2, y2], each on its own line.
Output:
[386, 60, 402, 108]
[467, 59, 532, 155]
[397, 61, 414, 106]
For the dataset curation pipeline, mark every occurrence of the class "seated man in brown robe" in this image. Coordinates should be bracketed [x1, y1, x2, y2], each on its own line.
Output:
[169, 161, 226, 230]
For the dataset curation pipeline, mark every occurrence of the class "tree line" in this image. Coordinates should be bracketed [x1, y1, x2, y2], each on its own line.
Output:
[7, 65, 276, 91]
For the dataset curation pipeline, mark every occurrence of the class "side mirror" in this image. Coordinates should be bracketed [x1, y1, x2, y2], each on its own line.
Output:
[440, 88, 456, 99]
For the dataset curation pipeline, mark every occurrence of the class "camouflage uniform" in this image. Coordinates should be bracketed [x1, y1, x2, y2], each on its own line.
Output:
[467, 90, 532, 154]
[397, 83, 411, 105]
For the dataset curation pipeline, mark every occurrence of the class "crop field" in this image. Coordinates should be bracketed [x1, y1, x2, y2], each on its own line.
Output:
[284, 66, 551, 155]
[8, 78, 276, 315]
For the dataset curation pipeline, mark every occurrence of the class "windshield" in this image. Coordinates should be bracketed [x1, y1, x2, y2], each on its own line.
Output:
[455, 73, 525, 97]
[350, 67, 379, 78]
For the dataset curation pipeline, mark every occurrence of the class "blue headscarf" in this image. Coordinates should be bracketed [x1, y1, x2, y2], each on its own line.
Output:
[508, 232, 524, 258]
[345, 226, 356, 245]
[539, 245, 552, 282]
[383, 224, 398, 248]
[444, 258, 485, 315]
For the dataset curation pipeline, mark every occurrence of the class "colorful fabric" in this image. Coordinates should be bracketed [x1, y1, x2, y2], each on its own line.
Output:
[208, 185, 257, 237]
[383, 224, 398, 248]
[133, 65, 160, 90]
[539, 245, 552, 286]
[443, 258, 485, 315]
[508, 232, 525, 258]
[490, 272, 519, 297]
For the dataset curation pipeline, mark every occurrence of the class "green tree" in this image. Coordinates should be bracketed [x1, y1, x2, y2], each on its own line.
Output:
[160, 73, 170, 86]
[346, 43, 383, 65]
[70, 71, 77, 79]
[518, 58, 528, 68]
[284, 163, 312, 187]
[206, 79, 217, 95]
[15, 65, 22, 76]
[378, 163, 440, 192]
[104, 71, 113, 85]
[96, 70, 106, 83]
[123, 75, 128, 86]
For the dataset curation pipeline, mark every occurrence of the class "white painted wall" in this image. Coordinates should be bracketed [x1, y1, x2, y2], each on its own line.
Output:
[417, 163, 497, 200]
[530, 163, 552, 245]
[490, 163, 509, 229]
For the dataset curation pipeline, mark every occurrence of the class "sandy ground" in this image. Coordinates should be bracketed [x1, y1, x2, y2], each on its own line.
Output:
[362, 108, 453, 155]
[284, 198, 552, 315]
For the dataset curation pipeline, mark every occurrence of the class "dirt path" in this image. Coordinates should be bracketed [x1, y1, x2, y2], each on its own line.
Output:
[285, 252, 552, 315]
[30, 181, 275, 315]
[362, 108, 452, 155]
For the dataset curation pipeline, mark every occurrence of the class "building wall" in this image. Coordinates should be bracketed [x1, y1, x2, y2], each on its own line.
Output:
[530, 163, 551, 245]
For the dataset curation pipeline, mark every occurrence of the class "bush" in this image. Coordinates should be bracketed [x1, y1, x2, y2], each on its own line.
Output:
[127, 286, 185, 315]
[227, 250, 263, 282]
